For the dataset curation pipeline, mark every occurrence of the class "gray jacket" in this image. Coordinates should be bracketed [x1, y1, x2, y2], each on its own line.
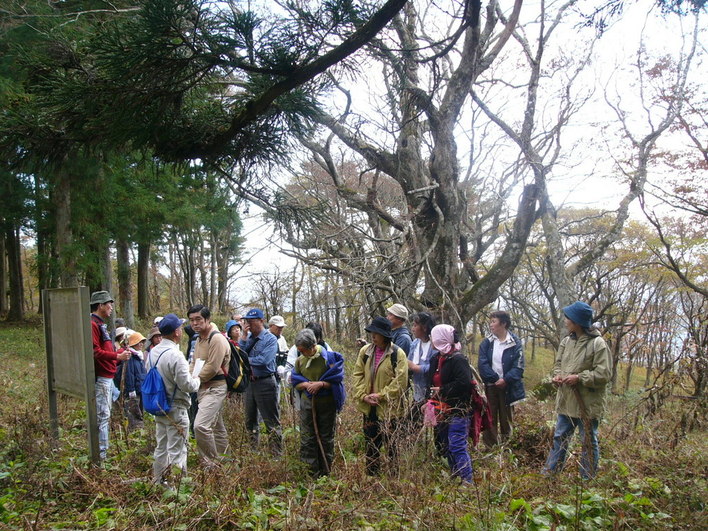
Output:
[147, 338, 200, 409]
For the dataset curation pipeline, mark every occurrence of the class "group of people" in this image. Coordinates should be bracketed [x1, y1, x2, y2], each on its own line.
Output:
[89, 290, 612, 486]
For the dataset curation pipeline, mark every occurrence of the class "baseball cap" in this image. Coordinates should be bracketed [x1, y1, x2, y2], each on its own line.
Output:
[387, 303, 409, 320]
[158, 313, 186, 334]
[244, 308, 264, 320]
[268, 315, 287, 327]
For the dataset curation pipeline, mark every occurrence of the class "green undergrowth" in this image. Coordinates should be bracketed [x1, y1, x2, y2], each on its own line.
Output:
[0, 320, 705, 529]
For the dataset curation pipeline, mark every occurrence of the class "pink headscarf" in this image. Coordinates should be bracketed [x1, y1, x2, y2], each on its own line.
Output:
[431, 324, 461, 355]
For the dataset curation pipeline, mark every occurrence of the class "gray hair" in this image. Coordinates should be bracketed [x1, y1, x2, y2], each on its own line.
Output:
[295, 328, 317, 350]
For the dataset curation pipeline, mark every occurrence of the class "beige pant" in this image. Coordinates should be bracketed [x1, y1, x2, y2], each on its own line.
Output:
[194, 385, 229, 465]
[153, 406, 189, 482]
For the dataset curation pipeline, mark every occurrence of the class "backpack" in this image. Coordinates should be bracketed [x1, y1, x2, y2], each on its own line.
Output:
[141, 350, 175, 416]
[207, 330, 252, 393]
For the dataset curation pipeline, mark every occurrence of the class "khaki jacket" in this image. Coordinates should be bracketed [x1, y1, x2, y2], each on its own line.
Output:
[553, 333, 612, 419]
[193, 323, 230, 388]
[352, 343, 408, 417]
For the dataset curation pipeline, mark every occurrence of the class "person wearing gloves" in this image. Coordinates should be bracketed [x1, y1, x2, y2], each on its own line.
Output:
[352, 316, 409, 476]
[114, 331, 148, 431]
[290, 329, 345, 476]
[478, 310, 525, 447]
[148, 314, 201, 485]
[542, 301, 612, 479]
[427, 324, 474, 483]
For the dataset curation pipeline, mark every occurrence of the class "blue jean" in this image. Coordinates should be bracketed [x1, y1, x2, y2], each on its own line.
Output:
[437, 415, 473, 483]
[544, 414, 600, 479]
[95, 377, 114, 459]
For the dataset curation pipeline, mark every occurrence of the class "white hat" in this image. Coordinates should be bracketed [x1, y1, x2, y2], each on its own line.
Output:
[115, 327, 127, 339]
[386, 303, 409, 320]
[153, 316, 163, 325]
[268, 315, 287, 328]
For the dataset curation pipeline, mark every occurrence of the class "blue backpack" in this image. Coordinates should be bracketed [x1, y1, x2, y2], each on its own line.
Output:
[141, 350, 175, 416]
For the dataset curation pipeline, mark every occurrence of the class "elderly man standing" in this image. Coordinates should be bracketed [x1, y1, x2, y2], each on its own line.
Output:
[188, 304, 230, 468]
[269, 315, 289, 402]
[90, 291, 130, 460]
[387, 303, 413, 355]
[240, 308, 283, 455]
[149, 314, 201, 485]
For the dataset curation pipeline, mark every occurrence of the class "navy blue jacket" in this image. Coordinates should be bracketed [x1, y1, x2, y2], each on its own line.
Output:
[114, 350, 147, 395]
[391, 326, 412, 356]
[478, 332, 525, 405]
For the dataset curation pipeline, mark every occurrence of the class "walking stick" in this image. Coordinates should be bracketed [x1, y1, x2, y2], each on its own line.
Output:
[311, 393, 330, 476]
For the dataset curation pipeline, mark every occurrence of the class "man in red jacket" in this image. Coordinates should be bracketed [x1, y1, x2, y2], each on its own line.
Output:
[90, 291, 130, 460]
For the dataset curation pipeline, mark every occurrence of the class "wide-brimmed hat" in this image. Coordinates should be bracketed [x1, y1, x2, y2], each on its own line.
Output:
[128, 332, 146, 347]
[147, 327, 162, 341]
[115, 326, 127, 340]
[563, 301, 593, 329]
[90, 291, 113, 305]
[268, 315, 287, 328]
[365, 316, 392, 339]
[386, 303, 409, 320]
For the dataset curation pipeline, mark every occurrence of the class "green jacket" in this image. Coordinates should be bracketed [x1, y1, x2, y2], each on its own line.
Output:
[352, 343, 409, 417]
[553, 332, 612, 419]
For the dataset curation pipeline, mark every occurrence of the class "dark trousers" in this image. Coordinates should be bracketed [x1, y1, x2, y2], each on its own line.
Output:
[483, 384, 514, 447]
[245, 375, 282, 455]
[300, 395, 336, 476]
[363, 409, 398, 475]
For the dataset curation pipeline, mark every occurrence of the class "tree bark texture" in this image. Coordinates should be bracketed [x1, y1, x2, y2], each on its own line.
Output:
[137, 241, 150, 318]
[117, 238, 134, 328]
[6, 226, 24, 321]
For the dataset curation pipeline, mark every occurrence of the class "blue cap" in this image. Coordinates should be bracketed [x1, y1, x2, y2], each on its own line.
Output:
[158, 313, 186, 334]
[563, 301, 593, 329]
[244, 308, 264, 320]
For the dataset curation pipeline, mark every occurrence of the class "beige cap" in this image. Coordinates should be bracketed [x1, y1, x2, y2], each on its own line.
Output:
[386, 303, 409, 320]
[268, 315, 287, 327]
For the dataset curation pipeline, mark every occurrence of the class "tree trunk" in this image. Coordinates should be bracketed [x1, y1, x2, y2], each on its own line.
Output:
[137, 241, 150, 318]
[0, 231, 6, 316]
[6, 226, 24, 321]
[624, 357, 634, 394]
[610, 336, 624, 394]
[151, 248, 161, 314]
[209, 232, 217, 310]
[54, 171, 78, 287]
[116, 239, 134, 328]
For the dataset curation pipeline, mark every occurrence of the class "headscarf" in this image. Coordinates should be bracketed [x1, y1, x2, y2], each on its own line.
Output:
[431, 324, 460, 355]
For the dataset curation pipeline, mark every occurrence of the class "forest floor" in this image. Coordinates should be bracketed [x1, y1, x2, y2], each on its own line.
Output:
[0, 320, 705, 530]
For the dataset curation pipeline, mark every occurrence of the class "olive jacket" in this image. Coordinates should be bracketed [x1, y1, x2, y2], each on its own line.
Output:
[553, 332, 613, 419]
[352, 342, 409, 417]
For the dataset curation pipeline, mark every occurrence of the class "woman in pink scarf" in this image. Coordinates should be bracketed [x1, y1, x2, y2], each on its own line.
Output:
[428, 324, 473, 483]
